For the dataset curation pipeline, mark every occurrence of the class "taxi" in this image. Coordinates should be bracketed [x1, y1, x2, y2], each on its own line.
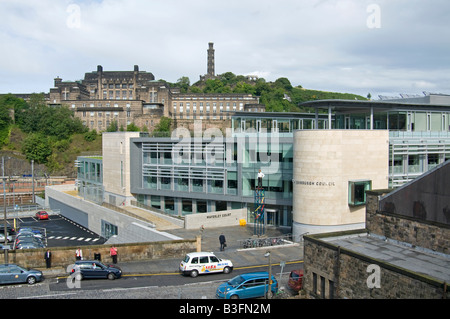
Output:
[179, 252, 233, 278]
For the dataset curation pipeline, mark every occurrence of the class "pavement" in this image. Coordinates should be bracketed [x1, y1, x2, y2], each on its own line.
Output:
[40, 225, 304, 278]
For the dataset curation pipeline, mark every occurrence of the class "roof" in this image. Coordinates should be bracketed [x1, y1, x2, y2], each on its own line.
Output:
[298, 99, 450, 113]
[324, 233, 450, 283]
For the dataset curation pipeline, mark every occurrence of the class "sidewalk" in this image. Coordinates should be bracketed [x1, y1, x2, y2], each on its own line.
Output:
[41, 225, 304, 278]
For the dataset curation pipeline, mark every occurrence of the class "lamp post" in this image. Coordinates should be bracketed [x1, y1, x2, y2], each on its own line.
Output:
[264, 251, 272, 299]
[2, 176, 8, 263]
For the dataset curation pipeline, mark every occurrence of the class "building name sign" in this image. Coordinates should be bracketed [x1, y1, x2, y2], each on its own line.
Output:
[206, 212, 232, 219]
[292, 179, 336, 187]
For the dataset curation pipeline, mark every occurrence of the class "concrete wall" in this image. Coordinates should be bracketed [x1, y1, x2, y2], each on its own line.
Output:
[184, 208, 246, 230]
[102, 132, 140, 205]
[292, 130, 389, 237]
[46, 184, 180, 243]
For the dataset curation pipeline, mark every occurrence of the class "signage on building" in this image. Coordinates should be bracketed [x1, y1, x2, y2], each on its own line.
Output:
[292, 179, 336, 187]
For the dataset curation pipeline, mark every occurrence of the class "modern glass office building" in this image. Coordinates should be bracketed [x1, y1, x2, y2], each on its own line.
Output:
[127, 112, 330, 228]
[299, 94, 450, 188]
[77, 94, 450, 230]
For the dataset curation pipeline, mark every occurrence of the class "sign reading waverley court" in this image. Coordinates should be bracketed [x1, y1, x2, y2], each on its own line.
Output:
[184, 208, 246, 229]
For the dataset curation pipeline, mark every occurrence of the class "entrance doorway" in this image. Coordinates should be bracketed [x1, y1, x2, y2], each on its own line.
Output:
[265, 208, 279, 227]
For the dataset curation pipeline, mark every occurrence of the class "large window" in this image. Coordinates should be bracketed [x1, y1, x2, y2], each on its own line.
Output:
[348, 180, 371, 206]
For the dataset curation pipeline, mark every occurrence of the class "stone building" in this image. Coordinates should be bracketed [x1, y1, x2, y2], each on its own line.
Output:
[44, 43, 264, 133]
[302, 160, 450, 299]
[48, 64, 262, 133]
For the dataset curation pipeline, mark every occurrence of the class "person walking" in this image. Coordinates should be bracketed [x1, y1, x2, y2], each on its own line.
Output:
[44, 249, 52, 268]
[219, 233, 226, 251]
[110, 245, 118, 264]
[75, 247, 83, 260]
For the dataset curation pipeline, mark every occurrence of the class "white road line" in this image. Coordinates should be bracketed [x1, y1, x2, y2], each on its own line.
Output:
[18, 292, 77, 299]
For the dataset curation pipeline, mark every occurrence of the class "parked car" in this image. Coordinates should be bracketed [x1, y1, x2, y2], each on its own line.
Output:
[216, 272, 278, 299]
[14, 239, 46, 249]
[0, 264, 43, 285]
[70, 260, 122, 280]
[287, 269, 304, 292]
[35, 211, 49, 220]
[0, 233, 12, 242]
[179, 252, 233, 278]
[18, 228, 44, 238]
[0, 224, 15, 235]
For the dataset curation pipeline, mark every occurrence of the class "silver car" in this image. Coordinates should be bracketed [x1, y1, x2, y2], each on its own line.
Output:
[0, 264, 43, 285]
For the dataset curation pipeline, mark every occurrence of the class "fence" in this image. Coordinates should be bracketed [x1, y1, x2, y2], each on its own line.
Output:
[238, 234, 293, 249]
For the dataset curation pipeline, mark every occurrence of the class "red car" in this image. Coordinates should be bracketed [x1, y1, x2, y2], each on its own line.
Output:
[35, 211, 49, 220]
[287, 269, 304, 292]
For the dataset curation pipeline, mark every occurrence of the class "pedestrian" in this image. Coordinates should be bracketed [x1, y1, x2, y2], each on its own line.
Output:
[44, 249, 52, 268]
[110, 245, 118, 264]
[75, 247, 83, 260]
[219, 233, 226, 251]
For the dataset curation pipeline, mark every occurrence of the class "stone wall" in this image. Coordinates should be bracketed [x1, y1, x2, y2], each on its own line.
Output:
[366, 191, 450, 255]
[303, 233, 448, 299]
[1, 237, 199, 269]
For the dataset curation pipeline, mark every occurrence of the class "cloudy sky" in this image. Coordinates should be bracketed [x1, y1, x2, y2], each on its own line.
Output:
[1, 0, 449, 99]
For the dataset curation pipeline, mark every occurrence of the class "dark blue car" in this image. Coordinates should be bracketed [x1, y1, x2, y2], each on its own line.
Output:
[216, 272, 278, 299]
[70, 260, 122, 280]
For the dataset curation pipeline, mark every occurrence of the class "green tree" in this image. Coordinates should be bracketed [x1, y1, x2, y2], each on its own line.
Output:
[127, 122, 140, 131]
[176, 76, 190, 93]
[21, 133, 52, 164]
[107, 120, 118, 132]
[154, 116, 172, 133]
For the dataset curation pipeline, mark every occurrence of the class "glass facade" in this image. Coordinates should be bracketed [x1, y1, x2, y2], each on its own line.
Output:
[76, 156, 104, 204]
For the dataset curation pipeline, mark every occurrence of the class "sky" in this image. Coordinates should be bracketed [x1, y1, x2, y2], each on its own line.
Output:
[1, 0, 449, 99]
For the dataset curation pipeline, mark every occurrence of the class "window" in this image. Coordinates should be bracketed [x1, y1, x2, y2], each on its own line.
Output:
[348, 180, 371, 206]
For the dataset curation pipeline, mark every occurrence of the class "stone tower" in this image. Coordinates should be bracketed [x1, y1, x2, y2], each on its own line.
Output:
[207, 42, 215, 78]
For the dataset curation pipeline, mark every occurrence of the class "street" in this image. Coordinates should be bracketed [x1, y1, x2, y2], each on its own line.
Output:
[0, 262, 302, 299]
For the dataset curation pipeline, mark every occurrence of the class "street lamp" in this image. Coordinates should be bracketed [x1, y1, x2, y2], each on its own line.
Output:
[264, 251, 272, 299]
[2, 176, 9, 263]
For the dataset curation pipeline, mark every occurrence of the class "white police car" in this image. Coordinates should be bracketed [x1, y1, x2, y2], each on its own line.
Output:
[180, 252, 233, 278]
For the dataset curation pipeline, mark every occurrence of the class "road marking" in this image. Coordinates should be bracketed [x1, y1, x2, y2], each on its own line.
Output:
[18, 292, 77, 299]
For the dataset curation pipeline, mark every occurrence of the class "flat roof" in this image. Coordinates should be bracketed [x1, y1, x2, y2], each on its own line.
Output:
[323, 233, 450, 283]
[299, 99, 450, 113]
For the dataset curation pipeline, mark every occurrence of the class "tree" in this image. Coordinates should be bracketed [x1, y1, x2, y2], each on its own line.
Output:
[274, 77, 293, 91]
[106, 120, 118, 132]
[21, 133, 52, 164]
[176, 76, 190, 93]
[154, 116, 172, 133]
[127, 122, 140, 131]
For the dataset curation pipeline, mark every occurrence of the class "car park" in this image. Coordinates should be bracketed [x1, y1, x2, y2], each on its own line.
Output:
[0, 264, 43, 285]
[35, 211, 49, 220]
[287, 269, 304, 292]
[216, 272, 278, 299]
[70, 260, 122, 280]
[179, 252, 233, 278]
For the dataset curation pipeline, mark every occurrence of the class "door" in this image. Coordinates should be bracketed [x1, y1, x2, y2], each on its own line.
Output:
[7, 265, 27, 284]
[208, 256, 222, 273]
[266, 209, 279, 226]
